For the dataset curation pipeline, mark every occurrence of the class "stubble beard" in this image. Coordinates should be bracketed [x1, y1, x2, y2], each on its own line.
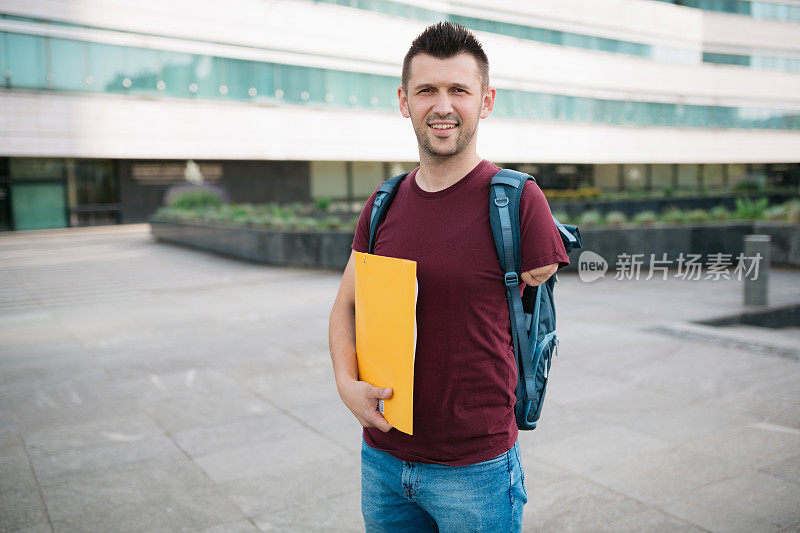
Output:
[412, 115, 478, 159]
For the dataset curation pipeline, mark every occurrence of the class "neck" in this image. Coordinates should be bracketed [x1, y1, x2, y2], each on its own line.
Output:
[415, 150, 483, 193]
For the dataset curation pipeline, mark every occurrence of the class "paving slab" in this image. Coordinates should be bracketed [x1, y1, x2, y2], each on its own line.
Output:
[523, 474, 651, 532]
[1, 224, 799, 532]
[658, 470, 800, 532]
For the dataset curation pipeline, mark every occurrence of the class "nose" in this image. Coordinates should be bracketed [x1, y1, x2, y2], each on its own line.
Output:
[431, 90, 454, 117]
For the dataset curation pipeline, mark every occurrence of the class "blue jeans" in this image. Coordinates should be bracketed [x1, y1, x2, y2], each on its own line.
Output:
[361, 439, 527, 533]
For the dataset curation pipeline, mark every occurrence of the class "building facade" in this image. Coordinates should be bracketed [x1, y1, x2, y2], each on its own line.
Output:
[1, 0, 798, 230]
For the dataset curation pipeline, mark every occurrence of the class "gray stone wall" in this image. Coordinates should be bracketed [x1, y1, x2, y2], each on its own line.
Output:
[150, 220, 800, 271]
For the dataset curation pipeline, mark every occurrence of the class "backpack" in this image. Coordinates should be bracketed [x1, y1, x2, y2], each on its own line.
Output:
[367, 168, 582, 430]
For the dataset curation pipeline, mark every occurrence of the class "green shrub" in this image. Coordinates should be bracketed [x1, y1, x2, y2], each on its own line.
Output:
[248, 215, 274, 227]
[318, 216, 343, 229]
[294, 217, 319, 230]
[734, 197, 768, 220]
[709, 205, 731, 220]
[685, 209, 709, 222]
[661, 187, 674, 198]
[733, 179, 763, 192]
[579, 210, 602, 227]
[785, 200, 800, 224]
[314, 197, 332, 212]
[153, 206, 195, 220]
[632, 210, 657, 225]
[660, 207, 686, 224]
[604, 210, 627, 227]
[167, 188, 223, 210]
[287, 201, 307, 215]
[344, 216, 360, 230]
[764, 204, 787, 221]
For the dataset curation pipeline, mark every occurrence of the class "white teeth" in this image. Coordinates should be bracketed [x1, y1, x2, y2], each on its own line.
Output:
[430, 124, 456, 130]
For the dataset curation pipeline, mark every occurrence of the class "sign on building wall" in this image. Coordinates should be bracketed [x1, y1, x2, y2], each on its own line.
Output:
[132, 163, 223, 185]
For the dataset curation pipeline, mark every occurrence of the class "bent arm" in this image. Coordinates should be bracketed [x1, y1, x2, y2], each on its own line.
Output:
[520, 262, 559, 287]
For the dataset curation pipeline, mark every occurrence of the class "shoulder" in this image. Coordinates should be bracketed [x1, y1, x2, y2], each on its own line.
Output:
[519, 176, 547, 206]
[522, 179, 545, 200]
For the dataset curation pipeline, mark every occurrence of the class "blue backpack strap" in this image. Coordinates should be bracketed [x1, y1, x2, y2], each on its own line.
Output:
[489, 169, 537, 407]
[368, 173, 408, 254]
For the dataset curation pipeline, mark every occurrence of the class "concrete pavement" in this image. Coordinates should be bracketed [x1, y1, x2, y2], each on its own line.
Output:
[0, 224, 798, 532]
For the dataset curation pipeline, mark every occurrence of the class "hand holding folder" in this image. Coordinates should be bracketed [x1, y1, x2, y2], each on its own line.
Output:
[354, 252, 417, 435]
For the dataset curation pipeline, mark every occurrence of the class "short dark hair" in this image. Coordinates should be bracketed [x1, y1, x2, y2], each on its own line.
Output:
[401, 22, 489, 92]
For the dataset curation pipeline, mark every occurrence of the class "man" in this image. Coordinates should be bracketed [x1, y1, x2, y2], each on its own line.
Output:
[328, 22, 570, 532]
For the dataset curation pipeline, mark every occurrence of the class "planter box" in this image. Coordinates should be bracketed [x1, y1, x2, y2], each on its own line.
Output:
[150, 219, 800, 270]
[150, 219, 353, 269]
[578, 221, 800, 268]
[550, 192, 799, 218]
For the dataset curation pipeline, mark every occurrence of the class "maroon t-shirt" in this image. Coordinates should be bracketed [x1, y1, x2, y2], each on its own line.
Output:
[351, 159, 570, 465]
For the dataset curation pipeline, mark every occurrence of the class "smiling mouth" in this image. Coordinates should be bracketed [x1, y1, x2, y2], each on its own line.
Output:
[428, 123, 457, 136]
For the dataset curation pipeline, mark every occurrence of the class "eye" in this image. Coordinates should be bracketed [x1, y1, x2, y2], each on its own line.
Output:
[419, 88, 431, 93]
[453, 88, 466, 93]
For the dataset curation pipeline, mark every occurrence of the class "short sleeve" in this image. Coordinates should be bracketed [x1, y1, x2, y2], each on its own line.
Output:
[518, 179, 570, 272]
[351, 188, 381, 253]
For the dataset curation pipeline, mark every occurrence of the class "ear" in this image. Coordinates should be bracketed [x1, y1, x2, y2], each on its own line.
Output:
[398, 86, 410, 118]
[479, 86, 495, 119]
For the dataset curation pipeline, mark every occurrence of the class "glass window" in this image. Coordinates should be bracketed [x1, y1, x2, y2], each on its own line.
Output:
[623, 164, 647, 190]
[504, 89, 523, 119]
[253, 61, 278, 99]
[282, 64, 307, 104]
[749, 163, 769, 186]
[69, 159, 117, 205]
[374, 75, 399, 110]
[4, 28, 800, 131]
[593, 165, 619, 191]
[335, 71, 370, 108]
[126, 46, 160, 94]
[10, 158, 65, 180]
[323, 69, 346, 106]
[493, 89, 511, 118]
[353, 162, 382, 196]
[87, 42, 126, 93]
[1, 33, 9, 87]
[0, 184, 10, 231]
[191, 55, 221, 99]
[221, 57, 255, 100]
[704, 164, 725, 188]
[49, 38, 86, 91]
[727, 164, 748, 187]
[651, 165, 673, 190]
[298, 65, 327, 104]
[7, 33, 46, 89]
[310, 161, 347, 200]
[160, 50, 193, 98]
[11, 182, 68, 230]
[0, 32, 4, 70]
[678, 164, 698, 189]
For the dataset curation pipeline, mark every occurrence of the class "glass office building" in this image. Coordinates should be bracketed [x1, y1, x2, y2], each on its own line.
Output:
[0, 0, 798, 229]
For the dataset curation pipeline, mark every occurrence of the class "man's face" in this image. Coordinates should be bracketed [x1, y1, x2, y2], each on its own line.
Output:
[399, 53, 494, 158]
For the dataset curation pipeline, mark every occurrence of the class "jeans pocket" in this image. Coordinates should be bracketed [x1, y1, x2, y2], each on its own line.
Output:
[513, 444, 527, 498]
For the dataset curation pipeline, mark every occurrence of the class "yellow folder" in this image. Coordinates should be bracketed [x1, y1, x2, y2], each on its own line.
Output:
[354, 251, 417, 435]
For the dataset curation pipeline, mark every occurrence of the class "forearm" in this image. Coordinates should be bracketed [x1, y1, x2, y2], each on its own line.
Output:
[521, 262, 558, 286]
[328, 298, 358, 391]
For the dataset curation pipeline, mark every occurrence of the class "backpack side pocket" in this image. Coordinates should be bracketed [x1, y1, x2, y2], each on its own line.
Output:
[528, 331, 558, 425]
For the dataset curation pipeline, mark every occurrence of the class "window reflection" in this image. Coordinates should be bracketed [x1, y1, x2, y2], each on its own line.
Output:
[2, 31, 799, 130]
